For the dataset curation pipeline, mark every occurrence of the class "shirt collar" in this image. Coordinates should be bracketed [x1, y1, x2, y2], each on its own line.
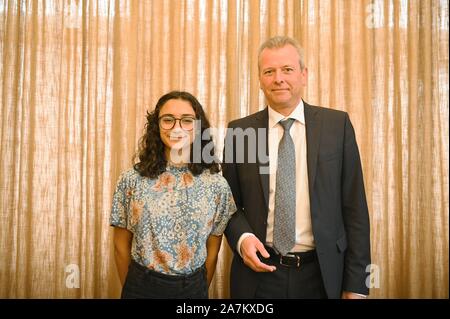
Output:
[268, 100, 305, 128]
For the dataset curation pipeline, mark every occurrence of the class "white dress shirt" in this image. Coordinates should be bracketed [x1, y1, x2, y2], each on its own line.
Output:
[237, 100, 315, 254]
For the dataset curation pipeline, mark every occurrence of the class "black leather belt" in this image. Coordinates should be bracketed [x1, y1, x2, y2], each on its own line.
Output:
[265, 246, 317, 268]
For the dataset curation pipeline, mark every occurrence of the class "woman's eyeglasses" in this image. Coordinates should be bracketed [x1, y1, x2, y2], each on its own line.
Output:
[158, 115, 196, 131]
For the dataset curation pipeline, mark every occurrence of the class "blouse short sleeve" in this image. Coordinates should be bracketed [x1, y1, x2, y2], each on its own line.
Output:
[110, 169, 135, 230]
[210, 177, 237, 236]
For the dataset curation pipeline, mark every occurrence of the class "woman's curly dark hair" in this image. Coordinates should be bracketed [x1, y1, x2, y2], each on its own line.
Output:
[133, 91, 220, 178]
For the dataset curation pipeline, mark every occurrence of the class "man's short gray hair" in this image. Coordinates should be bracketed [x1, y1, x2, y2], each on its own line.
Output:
[258, 36, 305, 70]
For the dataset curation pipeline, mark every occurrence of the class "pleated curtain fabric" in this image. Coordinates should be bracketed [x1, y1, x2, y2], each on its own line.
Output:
[0, 0, 448, 298]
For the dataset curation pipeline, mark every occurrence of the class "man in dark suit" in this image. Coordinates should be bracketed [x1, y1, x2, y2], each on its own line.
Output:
[223, 36, 371, 299]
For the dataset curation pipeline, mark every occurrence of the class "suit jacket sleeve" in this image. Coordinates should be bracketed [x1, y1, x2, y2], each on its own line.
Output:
[341, 113, 371, 294]
[222, 123, 254, 254]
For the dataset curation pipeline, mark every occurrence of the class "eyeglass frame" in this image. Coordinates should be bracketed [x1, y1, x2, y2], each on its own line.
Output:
[158, 115, 197, 131]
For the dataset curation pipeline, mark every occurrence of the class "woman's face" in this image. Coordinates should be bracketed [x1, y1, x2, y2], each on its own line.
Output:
[158, 99, 197, 155]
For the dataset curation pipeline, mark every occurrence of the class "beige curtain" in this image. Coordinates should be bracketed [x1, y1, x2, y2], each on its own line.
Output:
[0, 0, 448, 298]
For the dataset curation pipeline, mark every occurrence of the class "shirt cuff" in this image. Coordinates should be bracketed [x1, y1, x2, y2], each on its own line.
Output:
[351, 292, 368, 298]
[237, 233, 257, 258]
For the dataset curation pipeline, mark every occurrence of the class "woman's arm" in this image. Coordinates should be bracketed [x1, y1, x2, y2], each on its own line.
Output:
[205, 234, 223, 287]
[113, 227, 133, 286]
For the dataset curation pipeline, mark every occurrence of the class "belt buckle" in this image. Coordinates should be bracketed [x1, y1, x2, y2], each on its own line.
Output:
[279, 253, 301, 267]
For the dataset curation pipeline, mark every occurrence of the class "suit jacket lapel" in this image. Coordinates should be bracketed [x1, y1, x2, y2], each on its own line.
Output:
[304, 102, 321, 196]
[254, 108, 270, 210]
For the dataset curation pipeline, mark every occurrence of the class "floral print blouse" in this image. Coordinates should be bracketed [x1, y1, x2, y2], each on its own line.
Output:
[110, 165, 236, 275]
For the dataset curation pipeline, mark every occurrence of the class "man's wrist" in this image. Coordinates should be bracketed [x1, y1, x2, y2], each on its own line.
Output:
[343, 291, 368, 299]
[237, 233, 256, 257]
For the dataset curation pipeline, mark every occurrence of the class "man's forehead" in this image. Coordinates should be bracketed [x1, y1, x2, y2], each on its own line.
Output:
[261, 46, 299, 59]
[260, 58, 300, 69]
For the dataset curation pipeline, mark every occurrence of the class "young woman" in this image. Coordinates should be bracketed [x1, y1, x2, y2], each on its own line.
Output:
[110, 91, 236, 298]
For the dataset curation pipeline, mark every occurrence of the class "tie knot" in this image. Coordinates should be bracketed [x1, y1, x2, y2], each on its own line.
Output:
[279, 118, 295, 131]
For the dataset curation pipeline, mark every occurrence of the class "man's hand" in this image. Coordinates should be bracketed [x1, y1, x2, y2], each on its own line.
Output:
[341, 291, 367, 299]
[240, 236, 276, 272]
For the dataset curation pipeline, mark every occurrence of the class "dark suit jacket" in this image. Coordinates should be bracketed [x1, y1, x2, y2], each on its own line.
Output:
[223, 102, 371, 299]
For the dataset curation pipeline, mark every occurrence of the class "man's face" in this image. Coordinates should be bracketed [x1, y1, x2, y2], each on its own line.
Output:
[259, 44, 308, 113]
